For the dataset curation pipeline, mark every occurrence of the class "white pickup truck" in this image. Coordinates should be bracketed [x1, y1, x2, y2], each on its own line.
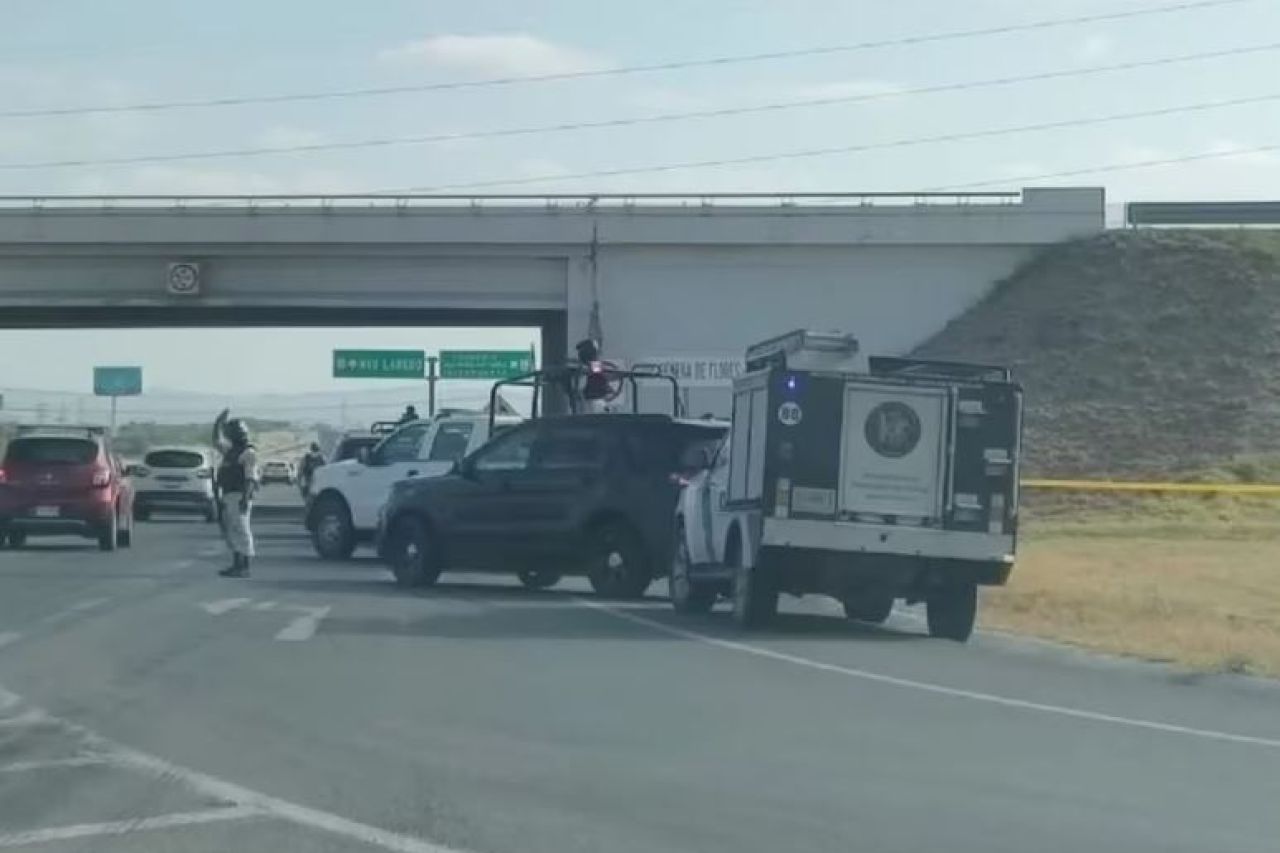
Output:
[306, 413, 521, 559]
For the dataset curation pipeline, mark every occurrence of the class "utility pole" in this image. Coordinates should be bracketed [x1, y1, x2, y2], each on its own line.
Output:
[426, 356, 439, 418]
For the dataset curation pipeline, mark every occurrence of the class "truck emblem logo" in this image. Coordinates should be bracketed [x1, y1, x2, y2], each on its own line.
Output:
[864, 402, 920, 458]
[777, 401, 803, 426]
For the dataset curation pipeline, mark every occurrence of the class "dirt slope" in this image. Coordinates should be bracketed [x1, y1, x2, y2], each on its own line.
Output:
[913, 230, 1280, 478]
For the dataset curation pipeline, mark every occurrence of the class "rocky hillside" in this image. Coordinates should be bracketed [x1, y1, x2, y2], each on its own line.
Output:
[913, 230, 1280, 478]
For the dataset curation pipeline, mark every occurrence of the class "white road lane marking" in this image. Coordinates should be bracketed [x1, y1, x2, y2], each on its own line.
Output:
[0, 805, 263, 848]
[0, 755, 112, 773]
[0, 709, 52, 729]
[579, 599, 1280, 752]
[0, 691, 469, 852]
[275, 606, 330, 642]
[0, 632, 20, 651]
[252, 601, 278, 611]
[201, 597, 252, 615]
[39, 598, 112, 625]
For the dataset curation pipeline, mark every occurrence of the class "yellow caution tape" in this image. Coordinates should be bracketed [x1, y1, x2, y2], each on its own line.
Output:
[1022, 479, 1280, 496]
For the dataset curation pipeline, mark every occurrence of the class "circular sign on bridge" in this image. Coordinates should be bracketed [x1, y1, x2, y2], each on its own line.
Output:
[166, 262, 201, 296]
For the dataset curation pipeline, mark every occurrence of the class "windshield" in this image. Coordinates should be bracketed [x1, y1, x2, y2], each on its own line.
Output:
[144, 450, 204, 469]
[5, 438, 98, 465]
[426, 422, 475, 462]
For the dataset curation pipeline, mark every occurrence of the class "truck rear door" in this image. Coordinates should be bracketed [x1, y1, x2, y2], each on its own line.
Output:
[838, 383, 949, 522]
[946, 383, 1022, 536]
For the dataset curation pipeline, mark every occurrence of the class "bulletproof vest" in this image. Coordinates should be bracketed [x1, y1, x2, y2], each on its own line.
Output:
[216, 443, 255, 493]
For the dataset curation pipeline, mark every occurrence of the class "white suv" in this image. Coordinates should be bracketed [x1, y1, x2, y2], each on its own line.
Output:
[306, 413, 520, 559]
[129, 446, 218, 522]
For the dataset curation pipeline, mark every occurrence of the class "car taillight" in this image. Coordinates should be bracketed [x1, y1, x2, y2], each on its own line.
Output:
[91, 469, 111, 488]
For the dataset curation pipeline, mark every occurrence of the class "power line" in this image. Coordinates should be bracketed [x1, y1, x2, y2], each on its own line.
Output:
[381, 91, 1280, 192]
[926, 143, 1280, 190]
[0, 0, 1249, 121]
[4, 41, 1276, 173]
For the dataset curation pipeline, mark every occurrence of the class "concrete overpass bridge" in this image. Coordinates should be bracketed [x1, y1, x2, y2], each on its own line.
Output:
[0, 188, 1104, 413]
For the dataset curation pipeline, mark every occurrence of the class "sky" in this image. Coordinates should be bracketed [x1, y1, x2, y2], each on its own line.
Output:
[2, 0, 1279, 395]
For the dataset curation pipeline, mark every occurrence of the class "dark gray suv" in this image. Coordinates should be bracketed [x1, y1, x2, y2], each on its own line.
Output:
[376, 415, 727, 597]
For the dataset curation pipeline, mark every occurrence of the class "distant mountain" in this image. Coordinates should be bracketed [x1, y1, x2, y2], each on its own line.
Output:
[0, 382, 532, 427]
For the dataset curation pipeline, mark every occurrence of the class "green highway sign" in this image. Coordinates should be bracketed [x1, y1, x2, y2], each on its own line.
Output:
[333, 349, 425, 379]
[93, 366, 143, 397]
[438, 350, 534, 380]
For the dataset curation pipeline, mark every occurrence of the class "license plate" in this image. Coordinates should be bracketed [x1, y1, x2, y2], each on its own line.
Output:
[164, 483, 183, 490]
[33, 506, 60, 518]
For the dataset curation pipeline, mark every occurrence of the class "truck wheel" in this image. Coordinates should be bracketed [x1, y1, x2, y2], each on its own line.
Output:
[311, 495, 356, 560]
[586, 521, 651, 599]
[517, 569, 562, 590]
[926, 583, 978, 642]
[732, 562, 777, 629]
[670, 524, 715, 614]
[387, 517, 442, 588]
[98, 511, 118, 552]
[842, 591, 894, 624]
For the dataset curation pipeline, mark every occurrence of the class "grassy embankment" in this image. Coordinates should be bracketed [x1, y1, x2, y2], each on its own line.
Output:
[982, 489, 1280, 677]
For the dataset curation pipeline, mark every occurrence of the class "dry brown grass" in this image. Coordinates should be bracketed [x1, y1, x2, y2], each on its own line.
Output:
[980, 494, 1280, 677]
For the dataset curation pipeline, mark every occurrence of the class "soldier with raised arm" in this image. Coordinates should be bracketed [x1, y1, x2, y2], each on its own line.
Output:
[212, 409, 259, 578]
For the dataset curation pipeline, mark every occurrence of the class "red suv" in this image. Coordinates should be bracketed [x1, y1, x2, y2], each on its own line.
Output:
[0, 426, 135, 551]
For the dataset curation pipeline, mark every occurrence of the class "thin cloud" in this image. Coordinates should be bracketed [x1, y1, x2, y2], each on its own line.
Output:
[783, 79, 904, 101]
[1207, 138, 1280, 166]
[67, 165, 362, 196]
[377, 33, 606, 77]
[255, 125, 327, 150]
[1075, 34, 1114, 63]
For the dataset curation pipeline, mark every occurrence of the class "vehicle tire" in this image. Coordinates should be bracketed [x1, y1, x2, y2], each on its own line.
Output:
[98, 511, 118, 552]
[842, 590, 894, 624]
[135, 507, 151, 522]
[731, 560, 778, 630]
[926, 583, 978, 642]
[517, 569, 562, 590]
[311, 495, 356, 560]
[387, 516, 442, 588]
[585, 521, 652, 599]
[669, 523, 715, 614]
[6, 531, 26, 549]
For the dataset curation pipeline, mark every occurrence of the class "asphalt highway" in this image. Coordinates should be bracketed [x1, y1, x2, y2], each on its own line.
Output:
[1, 501, 1278, 852]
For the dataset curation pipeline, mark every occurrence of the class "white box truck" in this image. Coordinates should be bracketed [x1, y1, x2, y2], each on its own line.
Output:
[671, 330, 1023, 641]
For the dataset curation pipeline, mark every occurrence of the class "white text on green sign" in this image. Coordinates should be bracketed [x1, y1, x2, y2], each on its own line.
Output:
[333, 350, 425, 379]
[438, 350, 534, 380]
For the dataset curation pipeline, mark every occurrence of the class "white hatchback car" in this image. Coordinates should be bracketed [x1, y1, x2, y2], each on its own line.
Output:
[129, 446, 218, 522]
